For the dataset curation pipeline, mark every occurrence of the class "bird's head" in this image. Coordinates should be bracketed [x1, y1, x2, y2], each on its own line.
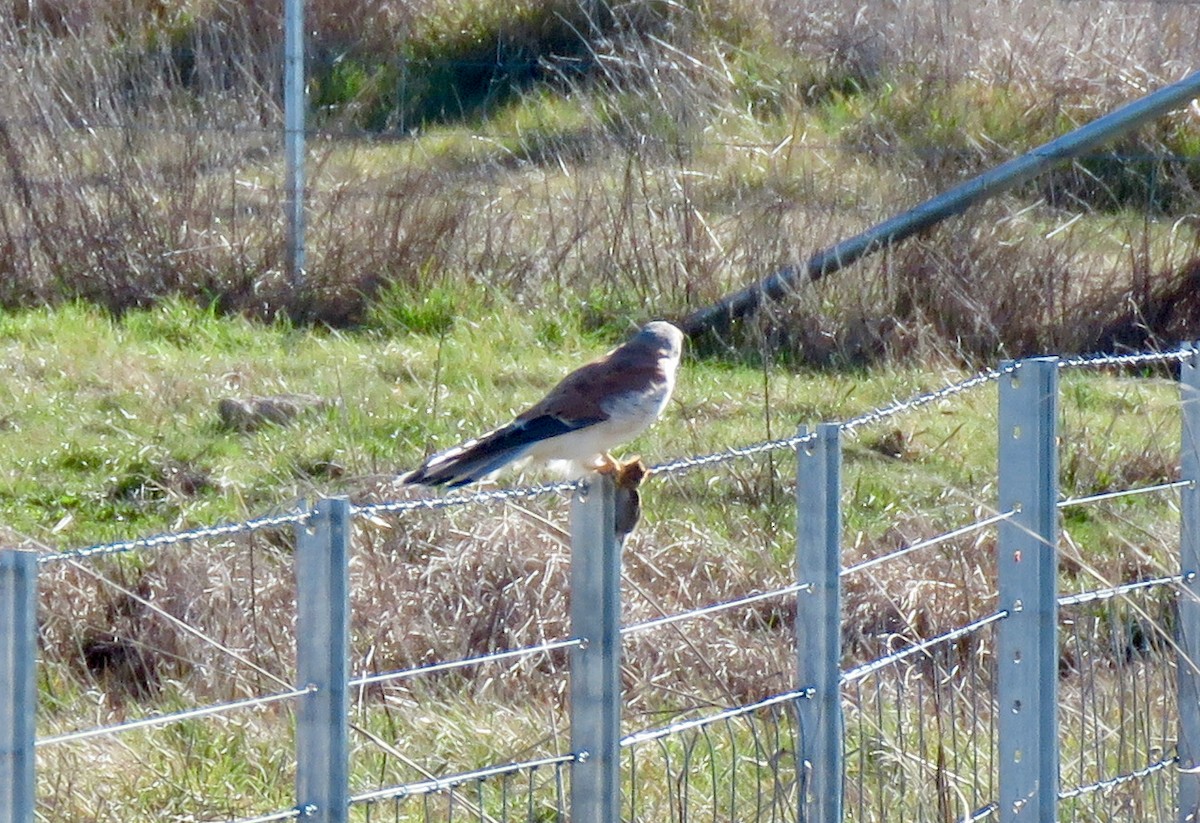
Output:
[634, 321, 684, 363]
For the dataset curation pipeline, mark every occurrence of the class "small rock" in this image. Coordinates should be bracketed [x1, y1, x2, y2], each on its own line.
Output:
[217, 394, 331, 432]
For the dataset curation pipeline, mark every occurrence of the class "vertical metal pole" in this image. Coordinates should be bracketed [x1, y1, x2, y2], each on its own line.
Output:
[796, 423, 844, 823]
[1178, 343, 1200, 822]
[0, 550, 36, 823]
[296, 498, 350, 823]
[283, 0, 307, 288]
[997, 357, 1059, 822]
[570, 475, 621, 822]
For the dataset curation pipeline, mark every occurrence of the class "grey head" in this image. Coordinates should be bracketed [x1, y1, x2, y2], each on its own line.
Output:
[630, 321, 684, 361]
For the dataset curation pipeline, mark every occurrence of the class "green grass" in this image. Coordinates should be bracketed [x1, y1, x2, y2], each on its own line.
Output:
[7, 0, 1199, 816]
[4, 0, 1198, 357]
[2, 299, 1181, 555]
[14, 299, 1187, 819]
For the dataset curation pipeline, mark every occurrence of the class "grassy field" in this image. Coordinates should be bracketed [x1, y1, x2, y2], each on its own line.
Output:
[10, 299, 1187, 819]
[2, 0, 1198, 359]
[2, 0, 1199, 818]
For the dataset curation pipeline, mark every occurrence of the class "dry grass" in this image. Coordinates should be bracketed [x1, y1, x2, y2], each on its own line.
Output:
[9, 0, 1200, 816]
[1, 0, 1198, 360]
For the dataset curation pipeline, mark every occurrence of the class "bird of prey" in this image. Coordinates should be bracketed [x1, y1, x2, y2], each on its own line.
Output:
[404, 321, 684, 488]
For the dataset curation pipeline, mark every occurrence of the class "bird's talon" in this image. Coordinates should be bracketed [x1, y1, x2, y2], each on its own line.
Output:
[595, 453, 621, 476]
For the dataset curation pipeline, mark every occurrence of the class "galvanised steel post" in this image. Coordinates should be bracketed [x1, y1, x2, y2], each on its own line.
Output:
[283, 0, 307, 288]
[1178, 343, 1200, 822]
[997, 358, 1060, 822]
[570, 475, 622, 822]
[0, 549, 37, 823]
[296, 498, 351, 823]
[796, 423, 844, 823]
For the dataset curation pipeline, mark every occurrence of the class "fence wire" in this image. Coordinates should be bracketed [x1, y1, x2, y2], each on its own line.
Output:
[843, 617, 1001, 823]
[36, 684, 313, 748]
[348, 637, 583, 690]
[16, 344, 1198, 822]
[224, 808, 307, 823]
[623, 691, 810, 822]
[841, 510, 1014, 578]
[348, 755, 574, 822]
[1059, 478, 1194, 510]
[1057, 583, 1179, 821]
[36, 508, 309, 565]
[30, 344, 1193, 569]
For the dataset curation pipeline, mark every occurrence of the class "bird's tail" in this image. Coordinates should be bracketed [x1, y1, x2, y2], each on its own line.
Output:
[403, 425, 535, 488]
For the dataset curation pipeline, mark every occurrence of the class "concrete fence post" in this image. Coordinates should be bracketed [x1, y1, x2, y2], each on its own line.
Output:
[0, 549, 37, 823]
[295, 498, 351, 823]
[1178, 343, 1200, 822]
[997, 357, 1060, 822]
[570, 474, 622, 822]
[795, 423, 844, 823]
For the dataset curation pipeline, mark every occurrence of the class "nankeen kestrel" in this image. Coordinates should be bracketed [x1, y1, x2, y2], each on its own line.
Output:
[404, 321, 684, 488]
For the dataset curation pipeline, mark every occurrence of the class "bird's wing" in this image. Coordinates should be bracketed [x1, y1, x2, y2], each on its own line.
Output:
[517, 351, 663, 424]
[403, 395, 606, 488]
[405, 364, 614, 487]
[404, 328, 673, 488]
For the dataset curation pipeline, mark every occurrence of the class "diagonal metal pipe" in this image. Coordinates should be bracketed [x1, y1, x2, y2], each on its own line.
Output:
[680, 70, 1200, 338]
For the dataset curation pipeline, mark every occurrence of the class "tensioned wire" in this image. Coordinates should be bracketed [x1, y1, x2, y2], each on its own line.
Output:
[23, 345, 1192, 819]
[347, 753, 576, 806]
[33, 344, 1194, 563]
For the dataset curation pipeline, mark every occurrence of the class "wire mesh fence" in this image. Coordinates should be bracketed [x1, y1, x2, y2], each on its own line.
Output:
[4, 2, 1200, 819]
[622, 691, 809, 823]
[32, 531, 305, 821]
[842, 616, 1000, 823]
[348, 755, 574, 823]
[2, 345, 1198, 822]
[1057, 580, 1179, 822]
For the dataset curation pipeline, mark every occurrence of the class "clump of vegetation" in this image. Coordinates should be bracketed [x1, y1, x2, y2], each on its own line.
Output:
[1, 0, 1198, 362]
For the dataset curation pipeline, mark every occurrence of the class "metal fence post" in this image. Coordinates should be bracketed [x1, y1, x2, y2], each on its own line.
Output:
[1178, 343, 1200, 822]
[1, 549, 37, 823]
[296, 498, 351, 823]
[283, 0, 307, 288]
[796, 423, 844, 823]
[570, 475, 621, 822]
[997, 357, 1060, 822]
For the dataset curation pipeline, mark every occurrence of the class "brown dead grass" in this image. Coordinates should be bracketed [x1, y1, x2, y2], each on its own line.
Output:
[1, 0, 1198, 358]
[36, 469, 1180, 726]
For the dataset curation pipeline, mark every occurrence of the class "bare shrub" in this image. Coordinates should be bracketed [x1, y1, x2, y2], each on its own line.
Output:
[2, 0, 1198, 354]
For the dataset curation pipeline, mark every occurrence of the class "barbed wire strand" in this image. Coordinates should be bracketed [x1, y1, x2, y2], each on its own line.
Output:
[348, 637, 583, 690]
[1058, 479, 1194, 509]
[841, 610, 1010, 685]
[620, 687, 815, 749]
[650, 366, 1009, 477]
[620, 582, 812, 637]
[1057, 755, 1177, 800]
[36, 685, 314, 748]
[31, 345, 1194, 564]
[963, 802, 998, 822]
[1057, 574, 1186, 608]
[348, 752, 576, 806]
[221, 806, 310, 823]
[1057, 349, 1193, 370]
[352, 478, 581, 519]
[841, 368, 1009, 437]
[841, 510, 1015, 578]
[37, 508, 310, 565]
